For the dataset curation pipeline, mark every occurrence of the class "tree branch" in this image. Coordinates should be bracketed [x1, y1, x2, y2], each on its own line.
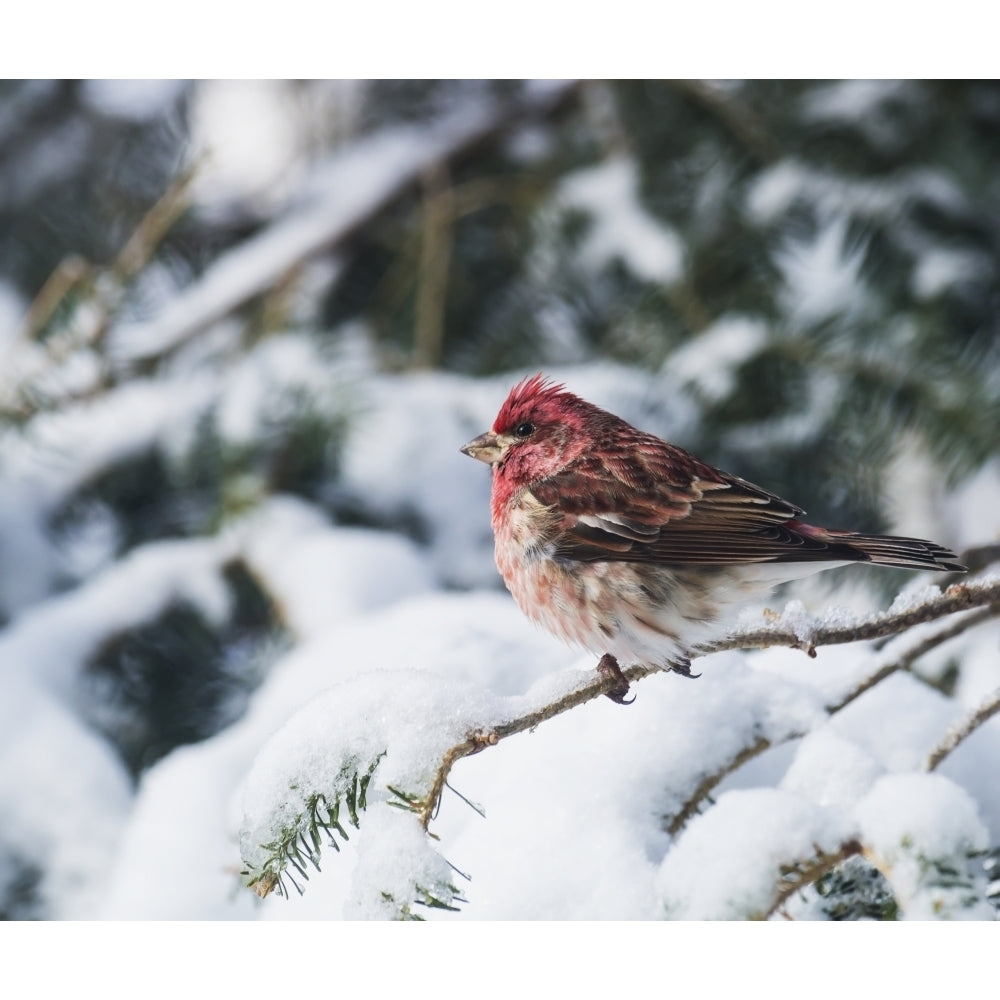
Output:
[763, 840, 864, 919]
[925, 685, 1000, 772]
[412, 162, 454, 370]
[418, 578, 1000, 831]
[663, 586, 1000, 836]
[108, 82, 582, 372]
[665, 735, 778, 837]
[2, 160, 201, 421]
[700, 580, 1000, 657]
[826, 603, 1000, 715]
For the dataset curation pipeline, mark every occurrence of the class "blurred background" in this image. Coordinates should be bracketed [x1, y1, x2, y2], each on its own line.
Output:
[1, 80, 999, 918]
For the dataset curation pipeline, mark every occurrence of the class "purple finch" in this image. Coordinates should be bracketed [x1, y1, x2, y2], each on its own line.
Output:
[461, 375, 964, 697]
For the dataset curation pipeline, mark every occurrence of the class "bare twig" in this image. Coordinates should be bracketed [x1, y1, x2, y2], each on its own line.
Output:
[17, 256, 93, 346]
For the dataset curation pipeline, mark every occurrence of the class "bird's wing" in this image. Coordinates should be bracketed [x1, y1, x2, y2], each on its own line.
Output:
[528, 433, 854, 566]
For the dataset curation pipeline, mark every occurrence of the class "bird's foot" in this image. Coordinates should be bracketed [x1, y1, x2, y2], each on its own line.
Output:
[668, 654, 700, 679]
[596, 653, 635, 704]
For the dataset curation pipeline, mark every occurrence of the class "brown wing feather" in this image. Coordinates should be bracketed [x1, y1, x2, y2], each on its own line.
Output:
[529, 430, 862, 567]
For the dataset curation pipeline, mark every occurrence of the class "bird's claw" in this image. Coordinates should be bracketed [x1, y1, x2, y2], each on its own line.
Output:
[596, 653, 635, 705]
[669, 654, 700, 679]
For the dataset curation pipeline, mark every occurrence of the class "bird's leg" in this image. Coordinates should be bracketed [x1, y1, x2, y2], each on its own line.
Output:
[668, 652, 700, 679]
[596, 653, 635, 705]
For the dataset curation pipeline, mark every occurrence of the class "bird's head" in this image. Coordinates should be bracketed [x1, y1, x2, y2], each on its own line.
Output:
[461, 375, 594, 494]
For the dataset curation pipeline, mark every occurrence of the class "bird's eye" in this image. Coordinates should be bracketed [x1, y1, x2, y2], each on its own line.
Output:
[514, 421, 535, 438]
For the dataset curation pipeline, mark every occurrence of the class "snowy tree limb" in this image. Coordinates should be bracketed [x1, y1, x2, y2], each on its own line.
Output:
[664, 585, 1000, 836]
[2, 162, 201, 420]
[827, 603, 1000, 714]
[241, 577, 1000, 904]
[109, 82, 582, 371]
[700, 579, 1000, 657]
[418, 578, 1000, 831]
[664, 735, 777, 837]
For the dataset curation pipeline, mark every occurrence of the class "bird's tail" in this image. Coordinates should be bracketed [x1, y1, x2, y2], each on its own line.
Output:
[801, 526, 966, 572]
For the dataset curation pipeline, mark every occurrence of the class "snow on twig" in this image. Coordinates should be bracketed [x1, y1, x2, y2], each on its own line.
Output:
[701, 578, 1000, 656]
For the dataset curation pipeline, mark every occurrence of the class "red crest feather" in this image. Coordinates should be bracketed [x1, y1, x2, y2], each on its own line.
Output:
[492, 374, 569, 433]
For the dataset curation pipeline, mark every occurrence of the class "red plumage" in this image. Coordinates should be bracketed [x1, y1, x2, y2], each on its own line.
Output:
[461, 375, 965, 681]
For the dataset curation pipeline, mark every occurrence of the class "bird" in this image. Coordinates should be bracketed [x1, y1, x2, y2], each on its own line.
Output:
[461, 374, 965, 702]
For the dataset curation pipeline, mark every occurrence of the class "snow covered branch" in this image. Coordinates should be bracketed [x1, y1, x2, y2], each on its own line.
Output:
[701, 578, 1000, 658]
[2, 163, 200, 420]
[109, 82, 581, 370]
[418, 578, 1000, 832]
[660, 773, 994, 919]
[238, 575, 1000, 913]
[826, 603, 999, 714]
[666, 581, 1000, 838]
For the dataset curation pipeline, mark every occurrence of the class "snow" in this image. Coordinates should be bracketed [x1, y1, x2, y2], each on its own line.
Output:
[657, 788, 850, 919]
[667, 315, 768, 403]
[0, 537, 234, 696]
[745, 159, 968, 230]
[0, 479, 56, 616]
[0, 676, 132, 918]
[778, 214, 865, 324]
[187, 81, 308, 215]
[948, 460, 1000, 550]
[241, 497, 434, 640]
[800, 80, 915, 125]
[0, 279, 24, 356]
[780, 728, 885, 810]
[855, 773, 993, 919]
[558, 157, 684, 286]
[1, 372, 218, 497]
[238, 669, 506, 914]
[912, 248, 992, 300]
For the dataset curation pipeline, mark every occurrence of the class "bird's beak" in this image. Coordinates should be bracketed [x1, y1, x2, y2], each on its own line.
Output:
[461, 431, 503, 465]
